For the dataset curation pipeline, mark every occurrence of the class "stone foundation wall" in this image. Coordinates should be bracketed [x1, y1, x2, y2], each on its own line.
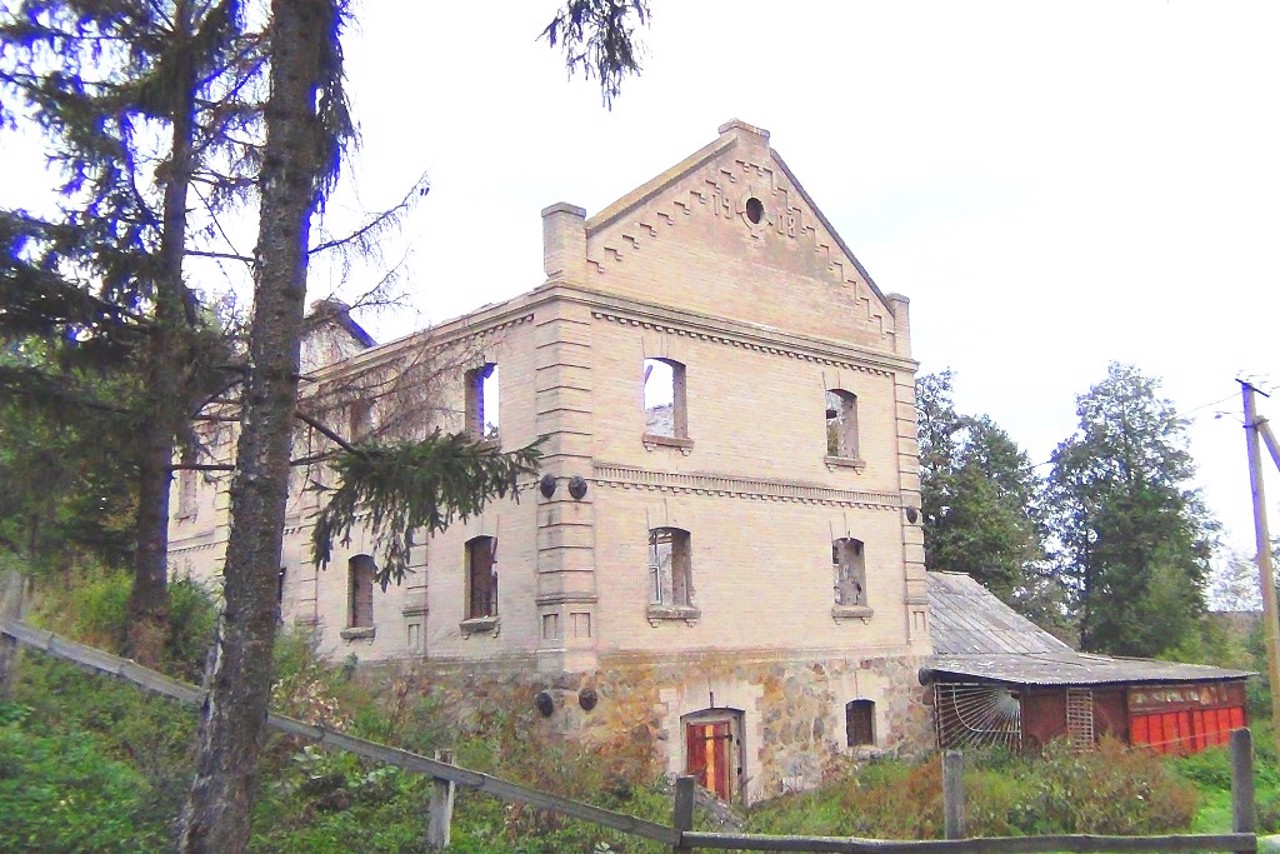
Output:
[388, 648, 933, 804]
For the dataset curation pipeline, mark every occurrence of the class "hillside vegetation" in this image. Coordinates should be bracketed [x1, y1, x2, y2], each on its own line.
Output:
[1, 571, 1275, 852]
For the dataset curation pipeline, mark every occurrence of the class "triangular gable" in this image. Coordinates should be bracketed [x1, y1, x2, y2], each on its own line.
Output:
[578, 120, 903, 353]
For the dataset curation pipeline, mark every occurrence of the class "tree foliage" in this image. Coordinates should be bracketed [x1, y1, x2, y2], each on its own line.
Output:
[541, 0, 649, 108]
[313, 432, 542, 588]
[0, 344, 137, 573]
[0, 0, 262, 661]
[917, 371, 1046, 608]
[1048, 362, 1215, 656]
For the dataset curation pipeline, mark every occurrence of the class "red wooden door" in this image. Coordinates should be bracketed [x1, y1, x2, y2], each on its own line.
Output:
[686, 720, 734, 800]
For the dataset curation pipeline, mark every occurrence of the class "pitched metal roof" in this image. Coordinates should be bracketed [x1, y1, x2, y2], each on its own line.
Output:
[924, 572, 1252, 687]
[927, 572, 1072, 656]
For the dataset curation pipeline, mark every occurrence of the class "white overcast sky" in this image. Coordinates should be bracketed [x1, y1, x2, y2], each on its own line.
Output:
[326, 1, 1279, 558]
[8, 2, 1279, 561]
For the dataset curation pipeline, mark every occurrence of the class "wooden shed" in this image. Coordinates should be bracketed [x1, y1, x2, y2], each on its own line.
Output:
[920, 572, 1251, 755]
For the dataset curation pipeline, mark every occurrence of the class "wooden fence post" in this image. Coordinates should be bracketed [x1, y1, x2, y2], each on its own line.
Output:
[427, 748, 456, 851]
[0, 570, 29, 692]
[1230, 728, 1255, 854]
[673, 775, 695, 853]
[943, 749, 966, 840]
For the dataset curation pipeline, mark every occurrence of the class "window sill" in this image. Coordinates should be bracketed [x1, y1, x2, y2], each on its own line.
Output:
[340, 626, 376, 641]
[831, 605, 875, 623]
[647, 604, 701, 625]
[824, 455, 866, 473]
[460, 615, 500, 636]
[642, 433, 694, 455]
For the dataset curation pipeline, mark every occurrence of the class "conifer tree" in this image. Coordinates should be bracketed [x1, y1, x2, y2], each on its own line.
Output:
[0, 0, 262, 661]
[178, 2, 647, 848]
[917, 371, 1050, 614]
[1048, 363, 1216, 656]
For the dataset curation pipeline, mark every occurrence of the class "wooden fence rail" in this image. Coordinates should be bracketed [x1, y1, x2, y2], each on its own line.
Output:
[0, 615, 1261, 853]
[0, 616, 678, 848]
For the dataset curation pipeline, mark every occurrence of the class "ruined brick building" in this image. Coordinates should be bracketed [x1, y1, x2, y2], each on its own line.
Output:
[169, 120, 932, 803]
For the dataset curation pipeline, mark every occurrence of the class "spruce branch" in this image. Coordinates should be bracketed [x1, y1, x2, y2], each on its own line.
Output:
[311, 431, 544, 588]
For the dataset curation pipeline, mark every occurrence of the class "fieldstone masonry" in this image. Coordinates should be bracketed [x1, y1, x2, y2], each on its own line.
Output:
[169, 119, 932, 804]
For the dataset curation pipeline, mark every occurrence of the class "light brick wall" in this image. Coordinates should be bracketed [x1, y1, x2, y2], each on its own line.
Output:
[168, 120, 933, 800]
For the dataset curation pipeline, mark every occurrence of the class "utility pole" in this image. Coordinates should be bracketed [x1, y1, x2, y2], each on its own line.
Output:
[1240, 379, 1280, 758]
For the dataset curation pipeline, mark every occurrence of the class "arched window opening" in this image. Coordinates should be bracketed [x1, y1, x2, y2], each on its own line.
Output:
[348, 554, 376, 629]
[466, 535, 498, 619]
[833, 537, 866, 606]
[644, 358, 687, 439]
[649, 526, 692, 607]
[846, 699, 875, 747]
[825, 389, 859, 459]
[465, 363, 499, 441]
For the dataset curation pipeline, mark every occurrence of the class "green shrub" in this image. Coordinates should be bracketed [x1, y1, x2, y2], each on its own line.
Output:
[29, 567, 216, 680]
[1174, 745, 1233, 790]
[0, 718, 169, 851]
[748, 739, 1199, 840]
[1010, 737, 1197, 835]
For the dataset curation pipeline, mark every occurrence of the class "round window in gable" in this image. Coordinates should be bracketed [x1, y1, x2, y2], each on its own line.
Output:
[745, 196, 764, 225]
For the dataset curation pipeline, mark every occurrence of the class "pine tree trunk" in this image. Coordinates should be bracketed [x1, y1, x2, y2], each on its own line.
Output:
[125, 0, 200, 665]
[127, 423, 175, 662]
[177, 1, 330, 848]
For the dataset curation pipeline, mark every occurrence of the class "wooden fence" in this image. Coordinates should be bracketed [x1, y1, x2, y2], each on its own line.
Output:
[0, 615, 1260, 853]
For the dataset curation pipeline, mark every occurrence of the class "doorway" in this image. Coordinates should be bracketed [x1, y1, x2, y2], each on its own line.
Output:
[683, 709, 744, 802]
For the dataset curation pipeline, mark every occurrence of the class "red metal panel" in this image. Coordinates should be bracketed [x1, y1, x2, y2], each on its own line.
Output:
[1161, 713, 1177, 755]
[1131, 714, 1150, 746]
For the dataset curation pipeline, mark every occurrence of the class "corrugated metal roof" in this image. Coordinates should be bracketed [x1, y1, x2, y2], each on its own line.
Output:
[924, 572, 1252, 687]
[926, 652, 1252, 687]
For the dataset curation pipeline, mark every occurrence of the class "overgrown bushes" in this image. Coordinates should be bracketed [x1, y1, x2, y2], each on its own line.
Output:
[748, 738, 1199, 839]
[0, 573, 1269, 850]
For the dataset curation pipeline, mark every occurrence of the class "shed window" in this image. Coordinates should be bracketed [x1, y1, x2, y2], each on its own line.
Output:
[846, 699, 875, 746]
[649, 527, 692, 607]
[833, 537, 867, 606]
[348, 554, 376, 629]
[826, 389, 859, 458]
[466, 536, 498, 619]
[644, 358, 687, 439]
[465, 363, 499, 441]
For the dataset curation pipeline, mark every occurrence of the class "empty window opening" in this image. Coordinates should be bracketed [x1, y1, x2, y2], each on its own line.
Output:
[176, 445, 198, 519]
[745, 196, 764, 225]
[465, 363, 499, 441]
[349, 399, 373, 440]
[833, 537, 866, 606]
[277, 566, 287, 606]
[825, 389, 859, 458]
[466, 535, 498, 619]
[643, 358, 687, 438]
[649, 527, 693, 607]
[348, 554, 376, 628]
[846, 699, 875, 746]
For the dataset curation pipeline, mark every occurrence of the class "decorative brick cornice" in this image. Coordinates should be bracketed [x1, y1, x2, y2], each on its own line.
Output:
[591, 462, 902, 509]
[591, 309, 895, 377]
